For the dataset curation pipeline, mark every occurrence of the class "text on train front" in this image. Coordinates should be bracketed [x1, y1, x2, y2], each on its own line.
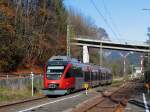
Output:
[46, 66, 65, 80]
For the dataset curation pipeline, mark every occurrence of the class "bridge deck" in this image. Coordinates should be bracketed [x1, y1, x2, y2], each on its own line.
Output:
[72, 38, 149, 52]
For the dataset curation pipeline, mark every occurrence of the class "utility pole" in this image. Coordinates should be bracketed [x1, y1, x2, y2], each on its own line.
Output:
[130, 64, 134, 80]
[67, 24, 71, 57]
[99, 42, 103, 66]
[119, 52, 134, 76]
[140, 55, 144, 75]
[147, 27, 150, 71]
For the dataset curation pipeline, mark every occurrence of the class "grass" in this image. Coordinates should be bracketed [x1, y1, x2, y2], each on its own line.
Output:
[0, 88, 28, 101]
[0, 78, 43, 104]
[112, 74, 144, 87]
[0, 86, 43, 104]
[111, 77, 125, 87]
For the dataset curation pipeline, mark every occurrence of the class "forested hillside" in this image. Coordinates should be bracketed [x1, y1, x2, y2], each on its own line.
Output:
[0, 0, 109, 72]
[0, 0, 68, 72]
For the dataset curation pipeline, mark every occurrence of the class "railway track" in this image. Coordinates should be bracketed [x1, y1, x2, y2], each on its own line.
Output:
[0, 80, 142, 112]
[0, 85, 112, 112]
[72, 81, 141, 112]
[0, 96, 46, 108]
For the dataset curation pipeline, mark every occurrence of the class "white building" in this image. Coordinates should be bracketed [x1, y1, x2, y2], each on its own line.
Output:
[133, 67, 142, 78]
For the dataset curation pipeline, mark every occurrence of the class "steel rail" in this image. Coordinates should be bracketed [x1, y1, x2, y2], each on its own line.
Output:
[0, 96, 46, 108]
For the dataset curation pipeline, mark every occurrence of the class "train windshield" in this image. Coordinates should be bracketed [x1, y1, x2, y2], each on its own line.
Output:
[46, 66, 65, 80]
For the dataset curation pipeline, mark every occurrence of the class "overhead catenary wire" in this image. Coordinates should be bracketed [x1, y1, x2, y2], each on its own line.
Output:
[90, 0, 146, 72]
[91, 0, 144, 50]
[103, 1, 148, 72]
[101, 0, 125, 43]
[90, 0, 122, 43]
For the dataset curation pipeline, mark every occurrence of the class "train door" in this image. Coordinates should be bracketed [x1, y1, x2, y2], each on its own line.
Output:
[105, 72, 107, 84]
[96, 72, 98, 85]
[63, 66, 75, 90]
[71, 65, 84, 90]
[99, 70, 101, 85]
[90, 70, 92, 87]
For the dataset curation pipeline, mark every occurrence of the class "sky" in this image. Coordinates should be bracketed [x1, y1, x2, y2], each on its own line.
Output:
[64, 0, 150, 44]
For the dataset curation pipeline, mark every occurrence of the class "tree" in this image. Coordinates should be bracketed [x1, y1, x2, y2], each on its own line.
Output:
[0, 0, 67, 72]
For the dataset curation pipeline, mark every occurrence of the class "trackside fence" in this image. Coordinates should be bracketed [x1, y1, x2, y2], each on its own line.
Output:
[0, 75, 43, 90]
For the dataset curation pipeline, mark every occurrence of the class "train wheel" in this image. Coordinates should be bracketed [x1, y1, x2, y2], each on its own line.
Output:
[66, 89, 71, 94]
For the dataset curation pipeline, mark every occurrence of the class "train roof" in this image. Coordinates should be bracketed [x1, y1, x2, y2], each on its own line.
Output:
[48, 56, 79, 62]
[47, 56, 79, 65]
[47, 56, 111, 73]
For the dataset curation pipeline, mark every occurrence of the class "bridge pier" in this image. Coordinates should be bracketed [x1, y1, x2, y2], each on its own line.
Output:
[83, 45, 89, 63]
[100, 42, 103, 66]
[82, 44, 103, 66]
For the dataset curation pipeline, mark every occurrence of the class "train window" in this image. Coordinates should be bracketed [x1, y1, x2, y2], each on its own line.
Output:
[46, 66, 64, 80]
[93, 72, 97, 81]
[96, 72, 98, 81]
[77, 67, 83, 77]
[102, 73, 105, 80]
[84, 71, 89, 81]
[70, 66, 83, 77]
[99, 71, 101, 80]
[95, 72, 97, 81]
[105, 73, 107, 80]
[109, 74, 112, 79]
[91, 72, 93, 81]
[65, 69, 71, 78]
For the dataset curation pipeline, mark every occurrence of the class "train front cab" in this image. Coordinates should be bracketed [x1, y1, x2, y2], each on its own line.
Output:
[43, 63, 75, 95]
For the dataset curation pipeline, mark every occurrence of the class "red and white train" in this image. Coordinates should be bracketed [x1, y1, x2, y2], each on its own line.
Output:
[43, 56, 112, 95]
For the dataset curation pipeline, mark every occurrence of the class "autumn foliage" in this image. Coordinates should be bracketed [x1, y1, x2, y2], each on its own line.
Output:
[0, 0, 109, 72]
[0, 0, 67, 72]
